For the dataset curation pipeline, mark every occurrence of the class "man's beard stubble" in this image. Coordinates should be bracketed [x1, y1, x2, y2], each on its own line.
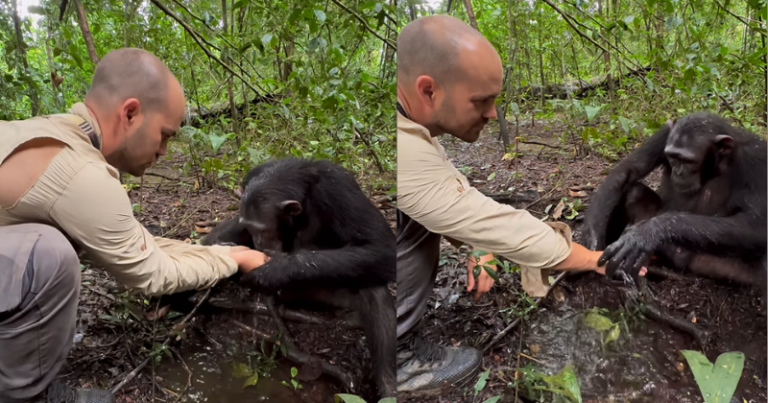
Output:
[106, 124, 150, 177]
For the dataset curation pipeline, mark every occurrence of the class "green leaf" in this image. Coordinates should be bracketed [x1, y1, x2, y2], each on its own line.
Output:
[474, 369, 491, 396]
[605, 323, 620, 344]
[483, 266, 500, 282]
[314, 10, 327, 23]
[233, 0, 248, 9]
[334, 394, 367, 403]
[623, 15, 635, 24]
[91, 23, 101, 36]
[680, 350, 744, 403]
[582, 310, 614, 332]
[53, 47, 63, 57]
[539, 364, 582, 403]
[242, 373, 259, 388]
[510, 102, 520, 116]
[618, 116, 632, 133]
[231, 362, 252, 378]
[584, 105, 601, 123]
[487, 172, 496, 181]
[28, 5, 46, 15]
[291, 367, 298, 378]
[208, 134, 227, 153]
[482, 397, 502, 403]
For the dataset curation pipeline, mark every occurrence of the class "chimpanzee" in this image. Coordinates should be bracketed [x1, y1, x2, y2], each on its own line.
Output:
[201, 157, 396, 399]
[582, 112, 767, 296]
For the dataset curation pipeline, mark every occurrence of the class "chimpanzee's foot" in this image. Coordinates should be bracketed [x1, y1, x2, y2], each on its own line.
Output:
[396, 332, 482, 394]
[30, 380, 115, 403]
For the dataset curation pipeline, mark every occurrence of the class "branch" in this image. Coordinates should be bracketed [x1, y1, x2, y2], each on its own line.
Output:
[330, 0, 397, 50]
[539, 0, 609, 54]
[149, 0, 265, 94]
[714, 0, 767, 37]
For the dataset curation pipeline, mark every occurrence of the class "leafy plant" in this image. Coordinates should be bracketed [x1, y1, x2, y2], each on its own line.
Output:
[680, 350, 744, 403]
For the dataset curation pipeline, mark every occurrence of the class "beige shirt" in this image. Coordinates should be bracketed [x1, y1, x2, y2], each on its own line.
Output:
[0, 103, 238, 296]
[396, 110, 573, 297]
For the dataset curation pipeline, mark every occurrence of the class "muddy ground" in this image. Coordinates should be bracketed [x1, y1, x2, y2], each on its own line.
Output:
[398, 116, 767, 403]
[60, 150, 396, 403]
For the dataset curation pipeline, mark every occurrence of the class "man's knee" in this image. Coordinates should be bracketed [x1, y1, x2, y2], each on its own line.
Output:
[27, 225, 81, 299]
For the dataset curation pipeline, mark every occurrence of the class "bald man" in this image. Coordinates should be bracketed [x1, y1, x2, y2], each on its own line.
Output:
[396, 16, 630, 393]
[0, 48, 269, 403]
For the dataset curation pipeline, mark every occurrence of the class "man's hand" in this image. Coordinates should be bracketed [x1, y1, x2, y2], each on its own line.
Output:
[467, 252, 496, 301]
[229, 247, 270, 274]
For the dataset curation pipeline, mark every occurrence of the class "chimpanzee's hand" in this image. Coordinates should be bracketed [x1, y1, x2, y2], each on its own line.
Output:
[598, 223, 656, 281]
[240, 260, 286, 293]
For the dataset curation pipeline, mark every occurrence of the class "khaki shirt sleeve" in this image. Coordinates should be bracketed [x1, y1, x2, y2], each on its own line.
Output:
[49, 162, 238, 296]
[397, 132, 573, 296]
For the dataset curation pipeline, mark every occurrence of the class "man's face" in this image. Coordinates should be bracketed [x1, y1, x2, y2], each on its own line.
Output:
[111, 84, 184, 177]
[431, 46, 502, 142]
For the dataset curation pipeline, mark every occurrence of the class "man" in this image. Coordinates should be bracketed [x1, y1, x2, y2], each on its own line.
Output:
[396, 16, 646, 393]
[0, 48, 269, 403]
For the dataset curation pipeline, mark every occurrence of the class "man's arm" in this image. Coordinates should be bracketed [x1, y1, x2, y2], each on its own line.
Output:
[49, 161, 239, 296]
[397, 138, 586, 271]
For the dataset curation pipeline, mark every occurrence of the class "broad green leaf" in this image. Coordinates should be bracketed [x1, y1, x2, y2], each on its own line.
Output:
[582, 310, 614, 332]
[378, 398, 397, 403]
[618, 116, 632, 133]
[233, 0, 248, 9]
[334, 394, 367, 403]
[540, 364, 582, 403]
[584, 106, 601, 123]
[483, 266, 500, 282]
[680, 350, 744, 403]
[482, 397, 502, 403]
[510, 102, 520, 116]
[53, 47, 62, 57]
[487, 172, 496, 181]
[242, 373, 259, 388]
[291, 367, 298, 378]
[314, 10, 327, 23]
[208, 134, 227, 153]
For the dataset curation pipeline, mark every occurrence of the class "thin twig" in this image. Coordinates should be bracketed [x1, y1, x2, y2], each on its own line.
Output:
[539, 0, 608, 54]
[482, 271, 568, 353]
[329, 0, 396, 50]
[110, 288, 212, 395]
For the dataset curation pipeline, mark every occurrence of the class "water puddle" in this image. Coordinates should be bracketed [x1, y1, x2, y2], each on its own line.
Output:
[523, 283, 766, 403]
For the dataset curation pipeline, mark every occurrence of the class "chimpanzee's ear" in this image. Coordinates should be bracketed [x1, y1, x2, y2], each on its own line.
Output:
[279, 200, 302, 216]
[714, 134, 733, 156]
[666, 119, 675, 130]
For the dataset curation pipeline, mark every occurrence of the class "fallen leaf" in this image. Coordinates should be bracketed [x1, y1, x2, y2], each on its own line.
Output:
[144, 305, 170, 321]
[568, 190, 588, 197]
[552, 200, 565, 219]
[530, 344, 540, 356]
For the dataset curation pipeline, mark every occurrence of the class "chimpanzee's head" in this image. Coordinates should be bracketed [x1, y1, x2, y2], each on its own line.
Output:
[239, 192, 302, 255]
[664, 113, 734, 194]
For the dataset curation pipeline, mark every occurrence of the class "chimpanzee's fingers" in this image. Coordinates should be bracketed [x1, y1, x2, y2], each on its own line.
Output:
[598, 240, 621, 266]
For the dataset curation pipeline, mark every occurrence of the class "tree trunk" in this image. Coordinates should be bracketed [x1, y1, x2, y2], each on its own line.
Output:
[74, 0, 99, 65]
[597, 0, 614, 105]
[461, 0, 479, 30]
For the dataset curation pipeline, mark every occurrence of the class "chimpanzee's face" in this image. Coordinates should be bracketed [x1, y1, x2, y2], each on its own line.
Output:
[239, 199, 303, 256]
[664, 117, 733, 195]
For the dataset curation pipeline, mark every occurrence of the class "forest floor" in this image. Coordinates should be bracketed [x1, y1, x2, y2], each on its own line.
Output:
[397, 115, 767, 403]
[59, 149, 396, 403]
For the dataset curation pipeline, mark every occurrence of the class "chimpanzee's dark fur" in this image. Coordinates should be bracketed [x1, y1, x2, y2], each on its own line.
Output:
[202, 157, 396, 399]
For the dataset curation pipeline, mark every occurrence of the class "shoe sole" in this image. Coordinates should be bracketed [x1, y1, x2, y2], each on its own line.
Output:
[396, 359, 483, 397]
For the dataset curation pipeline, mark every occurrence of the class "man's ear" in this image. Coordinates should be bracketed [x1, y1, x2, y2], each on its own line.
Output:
[120, 98, 141, 126]
[414, 75, 438, 108]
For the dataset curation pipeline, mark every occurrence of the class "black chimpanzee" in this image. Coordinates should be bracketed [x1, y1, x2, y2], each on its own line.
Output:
[201, 157, 396, 399]
[582, 112, 767, 297]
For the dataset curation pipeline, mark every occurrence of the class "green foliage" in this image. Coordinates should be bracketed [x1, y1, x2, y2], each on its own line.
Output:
[0, 0, 396, 185]
[680, 350, 745, 403]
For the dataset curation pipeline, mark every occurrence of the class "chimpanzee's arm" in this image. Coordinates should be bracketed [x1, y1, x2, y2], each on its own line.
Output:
[584, 124, 670, 250]
[241, 244, 394, 292]
[599, 210, 766, 279]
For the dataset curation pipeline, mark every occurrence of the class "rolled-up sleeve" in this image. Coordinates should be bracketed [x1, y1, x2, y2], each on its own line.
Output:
[48, 161, 238, 296]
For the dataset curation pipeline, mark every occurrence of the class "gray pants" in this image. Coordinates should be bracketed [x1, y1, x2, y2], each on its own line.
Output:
[396, 210, 442, 339]
[0, 223, 80, 402]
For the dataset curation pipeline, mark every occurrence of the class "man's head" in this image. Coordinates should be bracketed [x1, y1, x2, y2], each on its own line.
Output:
[397, 15, 502, 142]
[84, 48, 185, 177]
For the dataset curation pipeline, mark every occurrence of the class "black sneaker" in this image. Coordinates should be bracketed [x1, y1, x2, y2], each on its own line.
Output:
[396, 332, 483, 394]
[30, 381, 115, 403]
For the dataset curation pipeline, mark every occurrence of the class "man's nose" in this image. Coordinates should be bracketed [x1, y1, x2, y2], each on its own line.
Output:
[484, 105, 497, 120]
